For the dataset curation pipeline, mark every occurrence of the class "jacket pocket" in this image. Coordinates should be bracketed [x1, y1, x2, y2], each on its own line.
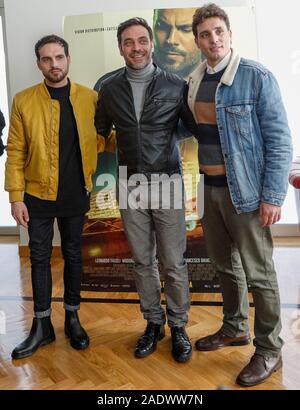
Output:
[231, 151, 260, 200]
[153, 98, 179, 105]
[226, 104, 254, 143]
[225, 105, 253, 116]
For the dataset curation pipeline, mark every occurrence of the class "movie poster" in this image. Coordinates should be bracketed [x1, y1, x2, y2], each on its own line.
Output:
[64, 4, 257, 292]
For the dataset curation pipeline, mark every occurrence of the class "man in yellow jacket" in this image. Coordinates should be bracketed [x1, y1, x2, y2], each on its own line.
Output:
[5, 34, 102, 359]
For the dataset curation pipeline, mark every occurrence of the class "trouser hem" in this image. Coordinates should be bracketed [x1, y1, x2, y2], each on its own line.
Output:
[255, 347, 282, 359]
[221, 323, 249, 338]
[64, 303, 80, 311]
[34, 308, 52, 318]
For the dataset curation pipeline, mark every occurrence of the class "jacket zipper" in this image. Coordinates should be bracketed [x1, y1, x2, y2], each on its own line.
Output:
[47, 100, 54, 197]
[126, 77, 143, 173]
[137, 77, 155, 173]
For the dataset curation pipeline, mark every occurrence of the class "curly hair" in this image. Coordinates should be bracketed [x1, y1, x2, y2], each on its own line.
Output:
[192, 3, 230, 37]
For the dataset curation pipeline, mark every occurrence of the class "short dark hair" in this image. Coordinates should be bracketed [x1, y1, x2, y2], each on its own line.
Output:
[117, 17, 153, 45]
[192, 3, 230, 38]
[35, 34, 69, 60]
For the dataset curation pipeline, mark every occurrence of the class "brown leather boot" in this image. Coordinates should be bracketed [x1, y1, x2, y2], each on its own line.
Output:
[236, 353, 282, 387]
[195, 329, 251, 351]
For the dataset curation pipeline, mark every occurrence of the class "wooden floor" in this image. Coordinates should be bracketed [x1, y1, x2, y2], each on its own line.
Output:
[0, 237, 300, 390]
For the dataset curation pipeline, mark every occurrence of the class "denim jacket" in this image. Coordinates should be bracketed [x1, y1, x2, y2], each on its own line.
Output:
[188, 50, 293, 213]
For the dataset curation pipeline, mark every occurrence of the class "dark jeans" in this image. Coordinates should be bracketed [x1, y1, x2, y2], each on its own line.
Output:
[28, 215, 85, 315]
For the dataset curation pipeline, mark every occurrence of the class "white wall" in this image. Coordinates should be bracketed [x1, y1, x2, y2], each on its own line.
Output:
[2, 0, 299, 241]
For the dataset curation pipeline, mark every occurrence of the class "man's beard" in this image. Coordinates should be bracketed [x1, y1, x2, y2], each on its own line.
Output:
[127, 53, 152, 70]
[45, 69, 68, 84]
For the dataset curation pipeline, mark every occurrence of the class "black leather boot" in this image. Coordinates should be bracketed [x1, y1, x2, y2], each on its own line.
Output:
[11, 317, 55, 360]
[64, 310, 89, 350]
[134, 322, 165, 358]
[171, 327, 192, 363]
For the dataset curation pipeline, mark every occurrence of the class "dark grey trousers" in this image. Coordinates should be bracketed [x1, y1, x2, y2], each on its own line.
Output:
[119, 179, 190, 327]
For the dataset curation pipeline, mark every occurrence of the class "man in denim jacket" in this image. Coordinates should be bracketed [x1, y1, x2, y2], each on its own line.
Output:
[188, 4, 292, 387]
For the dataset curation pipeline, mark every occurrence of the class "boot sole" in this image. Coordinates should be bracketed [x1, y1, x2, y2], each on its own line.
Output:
[172, 349, 192, 363]
[196, 338, 251, 351]
[134, 332, 165, 358]
[11, 335, 56, 360]
[236, 358, 283, 387]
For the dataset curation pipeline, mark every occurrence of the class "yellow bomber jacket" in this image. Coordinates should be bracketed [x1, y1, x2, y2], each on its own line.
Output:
[5, 81, 108, 203]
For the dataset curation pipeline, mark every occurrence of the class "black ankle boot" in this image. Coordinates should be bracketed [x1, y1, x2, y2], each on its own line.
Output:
[171, 327, 192, 363]
[134, 322, 165, 358]
[64, 310, 89, 350]
[12, 317, 55, 360]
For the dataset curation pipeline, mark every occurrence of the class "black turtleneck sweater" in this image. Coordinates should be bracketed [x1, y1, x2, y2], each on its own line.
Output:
[24, 81, 90, 217]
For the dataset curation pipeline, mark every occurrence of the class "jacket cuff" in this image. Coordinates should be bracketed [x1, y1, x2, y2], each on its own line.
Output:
[261, 191, 285, 207]
[9, 191, 23, 203]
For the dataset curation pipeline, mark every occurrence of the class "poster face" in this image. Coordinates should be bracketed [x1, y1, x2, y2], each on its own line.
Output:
[64, 6, 257, 292]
